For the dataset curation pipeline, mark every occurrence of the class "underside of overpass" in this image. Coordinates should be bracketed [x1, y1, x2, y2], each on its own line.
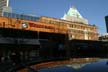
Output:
[0, 28, 68, 64]
[0, 28, 67, 44]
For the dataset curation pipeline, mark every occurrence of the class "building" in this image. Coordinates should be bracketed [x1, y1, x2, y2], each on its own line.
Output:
[0, 13, 68, 43]
[105, 16, 108, 33]
[0, 4, 99, 65]
[3, 12, 40, 21]
[0, 0, 12, 16]
[0, 0, 9, 7]
[0, 13, 68, 62]
[62, 6, 98, 40]
[99, 15, 108, 41]
[62, 6, 88, 24]
[99, 33, 108, 41]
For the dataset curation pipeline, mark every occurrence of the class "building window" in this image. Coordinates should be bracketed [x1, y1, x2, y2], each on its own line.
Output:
[45, 20, 49, 24]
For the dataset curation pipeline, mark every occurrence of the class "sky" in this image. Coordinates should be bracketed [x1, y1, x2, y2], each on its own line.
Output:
[10, 0, 108, 34]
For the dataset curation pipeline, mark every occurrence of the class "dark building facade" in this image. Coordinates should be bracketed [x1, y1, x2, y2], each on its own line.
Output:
[105, 16, 108, 33]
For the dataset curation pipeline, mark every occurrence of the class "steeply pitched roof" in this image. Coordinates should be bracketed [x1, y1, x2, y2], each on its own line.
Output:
[67, 6, 83, 19]
[62, 6, 88, 24]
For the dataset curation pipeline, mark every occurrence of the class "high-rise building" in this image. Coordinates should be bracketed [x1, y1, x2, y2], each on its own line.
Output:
[0, 0, 9, 7]
[105, 16, 108, 33]
[0, 0, 12, 16]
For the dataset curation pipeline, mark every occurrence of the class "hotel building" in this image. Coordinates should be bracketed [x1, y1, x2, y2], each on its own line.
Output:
[62, 6, 98, 40]
[0, 4, 99, 66]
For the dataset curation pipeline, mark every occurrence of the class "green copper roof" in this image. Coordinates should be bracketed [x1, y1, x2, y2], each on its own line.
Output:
[67, 6, 83, 19]
[62, 6, 88, 24]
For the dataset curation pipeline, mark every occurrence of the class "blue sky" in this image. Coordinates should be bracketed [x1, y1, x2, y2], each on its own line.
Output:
[10, 0, 108, 34]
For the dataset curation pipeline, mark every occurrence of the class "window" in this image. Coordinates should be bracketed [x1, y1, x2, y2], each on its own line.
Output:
[3, 12, 40, 21]
[3, 12, 8, 17]
[12, 13, 16, 18]
[8, 13, 11, 18]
